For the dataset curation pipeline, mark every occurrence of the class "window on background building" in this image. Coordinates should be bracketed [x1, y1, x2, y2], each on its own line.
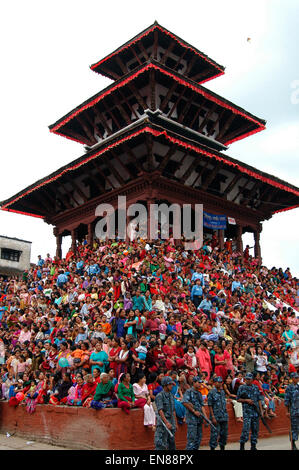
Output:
[1, 248, 22, 262]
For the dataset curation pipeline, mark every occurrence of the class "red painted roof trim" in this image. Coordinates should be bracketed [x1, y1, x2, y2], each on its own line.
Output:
[274, 205, 299, 214]
[50, 63, 265, 145]
[90, 24, 224, 79]
[2, 126, 298, 217]
[1, 207, 44, 219]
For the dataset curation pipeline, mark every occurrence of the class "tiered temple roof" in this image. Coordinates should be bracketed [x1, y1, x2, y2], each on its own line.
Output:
[1, 22, 298, 256]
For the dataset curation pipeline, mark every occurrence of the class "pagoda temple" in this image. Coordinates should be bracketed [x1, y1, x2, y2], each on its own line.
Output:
[1, 22, 299, 259]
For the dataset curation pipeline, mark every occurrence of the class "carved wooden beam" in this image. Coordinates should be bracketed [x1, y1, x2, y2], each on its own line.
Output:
[220, 121, 253, 143]
[101, 153, 125, 186]
[160, 42, 176, 65]
[137, 41, 150, 61]
[76, 115, 97, 145]
[178, 93, 195, 124]
[185, 55, 197, 76]
[201, 163, 221, 191]
[222, 173, 242, 196]
[64, 129, 92, 146]
[92, 107, 113, 136]
[118, 89, 140, 120]
[188, 97, 207, 128]
[232, 178, 252, 203]
[122, 143, 144, 174]
[91, 161, 116, 190]
[158, 144, 178, 172]
[191, 160, 210, 188]
[101, 100, 122, 131]
[216, 114, 235, 141]
[167, 88, 187, 118]
[130, 45, 143, 66]
[207, 107, 226, 137]
[153, 29, 158, 60]
[198, 103, 218, 133]
[65, 176, 88, 203]
[145, 133, 155, 172]
[115, 56, 128, 75]
[150, 69, 156, 110]
[190, 68, 212, 82]
[98, 64, 119, 80]
[86, 168, 106, 193]
[159, 83, 178, 112]
[181, 155, 200, 184]
[110, 149, 135, 179]
[174, 49, 188, 71]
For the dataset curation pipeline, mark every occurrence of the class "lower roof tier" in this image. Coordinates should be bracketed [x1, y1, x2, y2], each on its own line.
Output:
[1, 119, 298, 225]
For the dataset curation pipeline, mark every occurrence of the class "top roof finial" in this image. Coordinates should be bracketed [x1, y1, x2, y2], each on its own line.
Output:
[154, 20, 159, 25]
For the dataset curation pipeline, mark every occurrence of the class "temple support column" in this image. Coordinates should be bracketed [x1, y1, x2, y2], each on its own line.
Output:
[254, 224, 262, 263]
[219, 229, 224, 251]
[87, 222, 94, 247]
[53, 227, 62, 259]
[147, 198, 155, 241]
[71, 228, 77, 253]
[236, 224, 243, 253]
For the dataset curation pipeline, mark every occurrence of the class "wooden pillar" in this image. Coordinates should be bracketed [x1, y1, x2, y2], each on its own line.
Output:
[219, 229, 224, 250]
[254, 224, 262, 262]
[236, 224, 243, 253]
[53, 227, 62, 259]
[87, 222, 94, 247]
[71, 228, 77, 253]
[147, 198, 155, 241]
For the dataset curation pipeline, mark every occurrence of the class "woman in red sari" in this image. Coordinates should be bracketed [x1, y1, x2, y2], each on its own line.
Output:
[162, 336, 185, 370]
[82, 374, 97, 408]
[214, 344, 228, 381]
[108, 338, 121, 375]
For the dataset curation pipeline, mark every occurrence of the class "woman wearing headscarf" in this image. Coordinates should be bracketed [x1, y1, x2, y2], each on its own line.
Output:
[90, 373, 117, 410]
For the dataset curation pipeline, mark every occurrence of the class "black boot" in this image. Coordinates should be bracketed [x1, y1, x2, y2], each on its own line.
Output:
[210, 447, 215, 450]
[251, 443, 257, 451]
[291, 441, 297, 450]
[240, 443, 245, 451]
[220, 445, 225, 451]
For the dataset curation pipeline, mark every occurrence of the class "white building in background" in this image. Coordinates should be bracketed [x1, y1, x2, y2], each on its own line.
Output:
[0, 235, 31, 276]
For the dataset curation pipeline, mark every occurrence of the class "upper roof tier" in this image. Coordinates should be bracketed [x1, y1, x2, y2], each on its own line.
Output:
[90, 22, 225, 84]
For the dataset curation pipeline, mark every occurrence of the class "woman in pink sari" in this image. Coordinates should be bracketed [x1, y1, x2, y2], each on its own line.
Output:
[287, 312, 299, 334]
[195, 342, 212, 380]
[66, 375, 84, 406]
[223, 342, 235, 377]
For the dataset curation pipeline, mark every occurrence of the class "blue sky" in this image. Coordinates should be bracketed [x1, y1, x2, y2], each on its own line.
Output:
[0, 0, 298, 275]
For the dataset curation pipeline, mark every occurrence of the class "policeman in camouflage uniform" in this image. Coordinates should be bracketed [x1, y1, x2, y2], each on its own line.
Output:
[237, 372, 264, 451]
[182, 376, 209, 450]
[154, 376, 177, 450]
[284, 372, 299, 450]
[208, 376, 228, 450]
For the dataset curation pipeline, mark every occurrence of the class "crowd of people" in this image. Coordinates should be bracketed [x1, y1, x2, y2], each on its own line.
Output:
[0, 231, 298, 442]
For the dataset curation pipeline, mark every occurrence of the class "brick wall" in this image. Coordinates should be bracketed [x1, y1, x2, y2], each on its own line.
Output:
[0, 401, 290, 449]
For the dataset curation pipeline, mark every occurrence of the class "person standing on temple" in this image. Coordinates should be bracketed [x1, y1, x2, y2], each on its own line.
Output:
[284, 372, 299, 450]
[237, 372, 264, 450]
[208, 376, 229, 450]
[182, 376, 209, 450]
[154, 376, 177, 450]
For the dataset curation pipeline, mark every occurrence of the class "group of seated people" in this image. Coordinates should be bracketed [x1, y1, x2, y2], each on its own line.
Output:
[0, 232, 298, 427]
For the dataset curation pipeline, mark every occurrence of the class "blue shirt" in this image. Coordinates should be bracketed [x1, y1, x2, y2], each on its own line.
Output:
[191, 285, 203, 298]
[232, 281, 242, 292]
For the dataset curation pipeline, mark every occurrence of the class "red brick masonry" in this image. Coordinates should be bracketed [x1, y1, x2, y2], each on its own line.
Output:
[0, 401, 290, 449]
